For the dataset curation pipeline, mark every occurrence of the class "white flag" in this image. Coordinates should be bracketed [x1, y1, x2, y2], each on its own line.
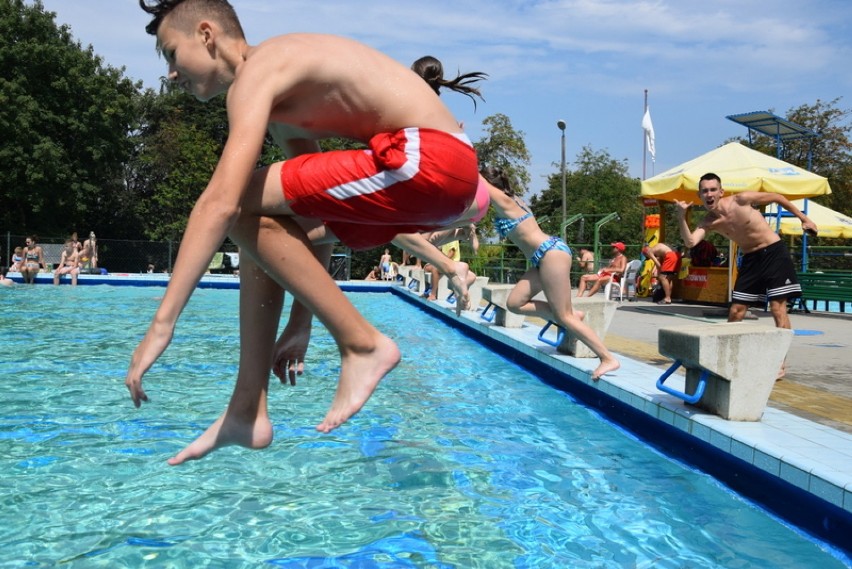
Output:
[642, 107, 656, 162]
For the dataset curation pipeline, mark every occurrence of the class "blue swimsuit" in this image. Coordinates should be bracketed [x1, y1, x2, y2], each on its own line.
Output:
[494, 212, 534, 238]
[494, 204, 572, 268]
[530, 236, 572, 268]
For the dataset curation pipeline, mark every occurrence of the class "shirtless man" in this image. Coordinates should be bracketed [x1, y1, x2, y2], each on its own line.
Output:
[53, 239, 81, 286]
[379, 249, 393, 281]
[576, 242, 628, 297]
[642, 242, 679, 304]
[576, 247, 595, 274]
[128, 0, 484, 465]
[675, 172, 818, 378]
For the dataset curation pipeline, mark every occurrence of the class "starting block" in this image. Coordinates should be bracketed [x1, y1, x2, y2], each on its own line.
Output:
[657, 322, 793, 421]
[554, 296, 618, 357]
[432, 274, 490, 311]
[480, 284, 526, 327]
[396, 265, 414, 284]
[467, 276, 490, 311]
[406, 268, 426, 294]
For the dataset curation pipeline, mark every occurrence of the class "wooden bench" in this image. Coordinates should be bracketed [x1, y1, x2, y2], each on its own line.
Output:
[793, 271, 852, 313]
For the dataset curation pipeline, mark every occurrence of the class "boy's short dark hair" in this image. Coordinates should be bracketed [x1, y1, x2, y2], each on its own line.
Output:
[139, 0, 244, 38]
[699, 172, 721, 185]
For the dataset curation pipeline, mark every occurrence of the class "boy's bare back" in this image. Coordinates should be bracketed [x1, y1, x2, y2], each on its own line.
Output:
[237, 34, 464, 142]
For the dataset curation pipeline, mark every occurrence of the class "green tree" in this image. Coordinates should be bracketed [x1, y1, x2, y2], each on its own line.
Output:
[474, 113, 531, 192]
[127, 86, 227, 241]
[471, 112, 531, 241]
[531, 146, 643, 251]
[729, 98, 852, 216]
[0, 0, 140, 237]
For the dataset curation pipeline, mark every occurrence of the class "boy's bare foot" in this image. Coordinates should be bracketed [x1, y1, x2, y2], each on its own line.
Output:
[446, 262, 472, 316]
[316, 334, 401, 433]
[591, 357, 620, 381]
[776, 361, 786, 381]
[167, 410, 273, 466]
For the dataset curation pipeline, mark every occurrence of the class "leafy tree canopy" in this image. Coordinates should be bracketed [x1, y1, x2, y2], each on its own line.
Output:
[0, 0, 140, 237]
[531, 145, 642, 254]
[728, 97, 851, 216]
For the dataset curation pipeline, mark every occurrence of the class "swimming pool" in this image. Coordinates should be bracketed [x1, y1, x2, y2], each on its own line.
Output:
[0, 286, 848, 567]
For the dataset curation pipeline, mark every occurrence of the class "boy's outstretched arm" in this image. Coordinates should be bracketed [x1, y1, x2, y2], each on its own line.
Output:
[125, 79, 273, 406]
[737, 192, 819, 235]
[674, 200, 706, 249]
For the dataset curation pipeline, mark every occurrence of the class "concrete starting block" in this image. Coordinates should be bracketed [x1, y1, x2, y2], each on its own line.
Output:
[433, 273, 451, 301]
[555, 296, 618, 358]
[468, 276, 489, 311]
[657, 322, 793, 421]
[397, 265, 414, 283]
[427, 274, 489, 311]
[406, 268, 426, 294]
[480, 284, 526, 327]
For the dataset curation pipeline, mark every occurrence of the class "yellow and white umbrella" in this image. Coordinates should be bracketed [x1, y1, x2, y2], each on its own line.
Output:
[641, 142, 831, 204]
[766, 199, 852, 239]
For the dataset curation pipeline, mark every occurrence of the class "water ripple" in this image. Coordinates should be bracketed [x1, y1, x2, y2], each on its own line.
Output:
[0, 287, 846, 568]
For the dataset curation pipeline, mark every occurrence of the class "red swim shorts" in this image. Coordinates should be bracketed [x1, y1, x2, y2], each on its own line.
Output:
[660, 250, 680, 273]
[281, 128, 479, 250]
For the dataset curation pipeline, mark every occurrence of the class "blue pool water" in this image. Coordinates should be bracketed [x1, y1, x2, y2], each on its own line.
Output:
[0, 286, 848, 568]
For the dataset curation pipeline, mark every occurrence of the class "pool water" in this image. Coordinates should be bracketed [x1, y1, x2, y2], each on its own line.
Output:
[0, 286, 847, 568]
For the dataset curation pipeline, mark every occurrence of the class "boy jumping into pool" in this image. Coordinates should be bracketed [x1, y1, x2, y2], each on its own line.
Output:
[127, 0, 483, 464]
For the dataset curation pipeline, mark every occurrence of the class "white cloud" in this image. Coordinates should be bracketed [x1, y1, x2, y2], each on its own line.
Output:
[32, 0, 852, 187]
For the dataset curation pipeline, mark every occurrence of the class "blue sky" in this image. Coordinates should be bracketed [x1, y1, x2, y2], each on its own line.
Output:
[35, 0, 852, 197]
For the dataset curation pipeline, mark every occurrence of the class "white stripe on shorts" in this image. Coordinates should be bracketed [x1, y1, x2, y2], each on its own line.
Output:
[768, 283, 802, 297]
[326, 129, 422, 201]
[732, 291, 764, 303]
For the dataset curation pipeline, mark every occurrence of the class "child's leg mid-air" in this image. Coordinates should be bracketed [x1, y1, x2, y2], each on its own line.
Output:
[240, 166, 402, 432]
[168, 252, 281, 465]
[507, 249, 620, 380]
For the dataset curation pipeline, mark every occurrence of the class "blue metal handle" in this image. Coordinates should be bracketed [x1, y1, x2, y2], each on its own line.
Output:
[656, 360, 707, 404]
[447, 292, 456, 305]
[537, 320, 565, 347]
[480, 302, 497, 322]
[407, 278, 419, 291]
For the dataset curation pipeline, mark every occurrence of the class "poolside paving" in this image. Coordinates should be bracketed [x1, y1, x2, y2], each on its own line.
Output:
[601, 299, 852, 433]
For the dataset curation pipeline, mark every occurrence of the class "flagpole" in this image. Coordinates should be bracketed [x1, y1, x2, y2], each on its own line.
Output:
[643, 89, 648, 180]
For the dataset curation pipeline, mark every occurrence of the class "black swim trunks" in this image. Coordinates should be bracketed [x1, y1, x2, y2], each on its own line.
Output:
[732, 240, 801, 306]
